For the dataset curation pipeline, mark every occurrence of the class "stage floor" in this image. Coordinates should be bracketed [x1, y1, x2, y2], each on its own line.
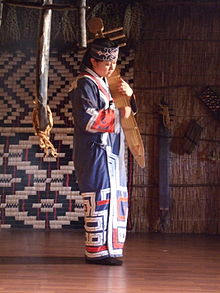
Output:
[0, 230, 219, 293]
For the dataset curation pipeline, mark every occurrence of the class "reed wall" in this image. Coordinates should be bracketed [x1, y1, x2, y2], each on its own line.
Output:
[131, 3, 220, 233]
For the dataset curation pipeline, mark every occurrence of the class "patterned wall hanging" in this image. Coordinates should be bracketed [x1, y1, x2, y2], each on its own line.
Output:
[198, 86, 220, 122]
[0, 49, 134, 229]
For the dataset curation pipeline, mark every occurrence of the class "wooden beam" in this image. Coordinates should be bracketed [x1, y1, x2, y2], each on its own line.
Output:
[3, 0, 79, 10]
[79, 0, 87, 48]
[103, 27, 123, 36]
[0, 0, 3, 27]
[149, 1, 220, 7]
[35, 0, 52, 131]
[32, 0, 58, 156]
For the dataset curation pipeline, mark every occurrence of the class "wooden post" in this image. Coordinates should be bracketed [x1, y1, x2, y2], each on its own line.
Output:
[35, 0, 52, 131]
[0, 0, 3, 27]
[78, 0, 87, 48]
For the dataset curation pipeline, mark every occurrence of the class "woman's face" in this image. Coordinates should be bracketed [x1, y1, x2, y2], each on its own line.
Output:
[90, 58, 117, 78]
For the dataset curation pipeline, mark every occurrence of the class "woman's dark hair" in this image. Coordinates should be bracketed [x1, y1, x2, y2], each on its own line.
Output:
[80, 37, 118, 72]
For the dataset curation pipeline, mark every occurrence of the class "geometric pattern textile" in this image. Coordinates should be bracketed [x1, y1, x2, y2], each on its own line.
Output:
[0, 49, 134, 229]
[198, 86, 220, 122]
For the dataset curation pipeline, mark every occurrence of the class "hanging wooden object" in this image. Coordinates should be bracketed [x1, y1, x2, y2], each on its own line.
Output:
[158, 99, 174, 130]
[33, 0, 57, 157]
[183, 119, 203, 154]
[86, 17, 145, 168]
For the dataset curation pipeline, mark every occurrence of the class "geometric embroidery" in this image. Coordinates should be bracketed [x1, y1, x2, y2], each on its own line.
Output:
[0, 49, 134, 229]
[82, 185, 128, 257]
[83, 191, 109, 257]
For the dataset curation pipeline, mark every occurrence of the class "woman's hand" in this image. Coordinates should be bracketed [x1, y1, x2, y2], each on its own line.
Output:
[118, 78, 133, 98]
[119, 106, 132, 119]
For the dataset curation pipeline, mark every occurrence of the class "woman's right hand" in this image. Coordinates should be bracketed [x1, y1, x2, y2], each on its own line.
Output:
[119, 106, 132, 119]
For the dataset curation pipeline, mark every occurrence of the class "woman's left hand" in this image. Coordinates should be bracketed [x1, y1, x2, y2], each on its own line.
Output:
[118, 78, 133, 98]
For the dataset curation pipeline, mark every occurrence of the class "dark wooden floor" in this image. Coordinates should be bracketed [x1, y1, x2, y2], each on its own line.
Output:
[0, 230, 220, 293]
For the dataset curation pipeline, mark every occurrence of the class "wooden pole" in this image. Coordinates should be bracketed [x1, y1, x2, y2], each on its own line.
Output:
[35, 0, 52, 131]
[0, 0, 3, 27]
[78, 0, 87, 48]
[149, 1, 220, 7]
[3, 1, 78, 10]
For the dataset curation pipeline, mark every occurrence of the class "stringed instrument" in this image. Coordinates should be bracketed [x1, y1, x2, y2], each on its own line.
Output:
[87, 17, 145, 168]
[107, 68, 145, 168]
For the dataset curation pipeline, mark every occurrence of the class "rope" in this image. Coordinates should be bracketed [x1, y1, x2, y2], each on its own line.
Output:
[32, 102, 58, 158]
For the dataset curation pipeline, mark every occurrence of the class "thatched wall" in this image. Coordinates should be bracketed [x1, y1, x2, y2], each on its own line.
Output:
[131, 3, 220, 233]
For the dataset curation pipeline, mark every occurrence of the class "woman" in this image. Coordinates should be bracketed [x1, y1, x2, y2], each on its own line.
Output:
[69, 37, 136, 265]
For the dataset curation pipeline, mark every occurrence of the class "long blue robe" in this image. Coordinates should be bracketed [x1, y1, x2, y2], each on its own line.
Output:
[69, 68, 128, 259]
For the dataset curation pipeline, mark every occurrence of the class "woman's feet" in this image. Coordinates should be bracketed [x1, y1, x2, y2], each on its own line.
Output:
[85, 257, 123, 266]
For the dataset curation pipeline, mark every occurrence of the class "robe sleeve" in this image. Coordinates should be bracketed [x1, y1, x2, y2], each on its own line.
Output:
[70, 77, 115, 133]
[130, 94, 138, 114]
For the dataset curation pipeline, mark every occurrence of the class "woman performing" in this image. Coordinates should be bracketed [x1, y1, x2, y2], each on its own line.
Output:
[69, 37, 136, 265]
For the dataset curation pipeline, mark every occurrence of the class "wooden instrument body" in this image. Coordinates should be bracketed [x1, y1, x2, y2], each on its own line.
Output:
[108, 69, 145, 168]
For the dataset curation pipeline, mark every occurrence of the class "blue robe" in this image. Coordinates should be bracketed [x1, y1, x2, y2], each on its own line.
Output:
[69, 68, 128, 260]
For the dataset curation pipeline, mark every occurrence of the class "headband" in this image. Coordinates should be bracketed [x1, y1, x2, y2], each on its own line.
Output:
[90, 44, 119, 61]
